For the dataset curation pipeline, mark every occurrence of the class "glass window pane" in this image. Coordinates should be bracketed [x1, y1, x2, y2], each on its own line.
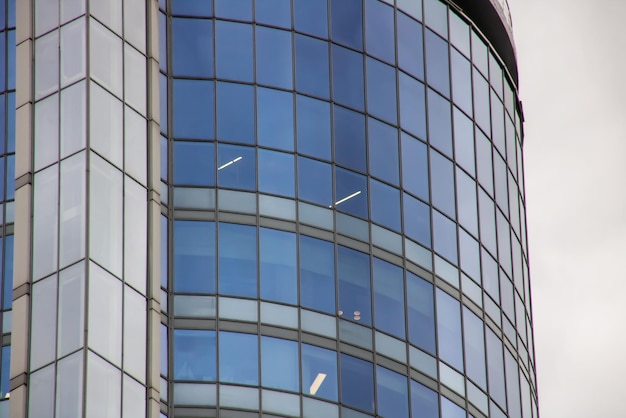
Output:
[90, 0, 121, 34]
[61, 81, 86, 158]
[294, 0, 328, 38]
[424, 0, 448, 37]
[261, 337, 299, 391]
[397, 0, 421, 21]
[256, 27, 292, 89]
[174, 329, 216, 381]
[258, 149, 294, 197]
[453, 107, 474, 176]
[217, 82, 254, 144]
[373, 258, 405, 338]
[449, 12, 470, 56]
[338, 246, 371, 325]
[366, 58, 397, 124]
[34, 94, 59, 171]
[124, 107, 148, 185]
[403, 193, 431, 247]
[295, 34, 329, 99]
[218, 223, 257, 298]
[35, 0, 58, 36]
[425, 30, 449, 97]
[33, 165, 58, 280]
[124, 45, 147, 115]
[457, 168, 478, 237]
[365, 0, 394, 65]
[334, 167, 368, 219]
[256, 0, 290, 28]
[58, 263, 85, 357]
[89, 262, 122, 365]
[451, 49, 472, 115]
[399, 73, 426, 139]
[370, 179, 401, 231]
[331, 0, 362, 50]
[368, 118, 398, 185]
[441, 398, 466, 418]
[436, 289, 463, 371]
[89, 154, 123, 276]
[430, 151, 455, 217]
[31, 275, 57, 370]
[90, 82, 123, 167]
[257, 87, 294, 151]
[463, 307, 486, 389]
[172, 17, 213, 77]
[334, 105, 365, 172]
[433, 211, 457, 264]
[260, 228, 297, 304]
[174, 220, 215, 294]
[122, 375, 146, 418]
[56, 351, 84, 418]
[60, 17, 86, 88]
[397, 13, 423, 80]
[86, 352, 121, 418]
[173, 141, 215, 186]
[124, 287, 147, 383]
[401, 133, 429, 201]
[217, 143, 255, 190]
[124, 178, 147, 294]
[36, 30, 58, 99]
[406, 272, 435, 353]
[173, 79, 214, 140]
[299, 235, 335, 314]
[219, 332, 258, 385]
[172, 0, 213, 16]
[411, 380, 439, 418]
[215, 20, 253, 82]
[427, 89, 452, 157]
[59, 153, 85, 268]
[29, 365, 55, 418]
[302, 344, 338, 401]
[486, 329, 506, 408]
[473, 70, 490, 133]
[332, 45, 364, 111]
[90, 20, 122, 97]
[298, 157, 332, 206]
[215, 0, 251, 20]
[340, 354, 374, 413]
[377, 366, 409, 418]
[124, 0, 146, 51]
[296, 95, 331, 160]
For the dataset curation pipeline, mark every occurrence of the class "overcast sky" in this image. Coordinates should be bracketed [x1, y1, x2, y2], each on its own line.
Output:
[508, 0, 626, 416]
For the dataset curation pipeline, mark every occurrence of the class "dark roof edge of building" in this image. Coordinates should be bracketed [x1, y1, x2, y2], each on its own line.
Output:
[449, 0, 518, 85]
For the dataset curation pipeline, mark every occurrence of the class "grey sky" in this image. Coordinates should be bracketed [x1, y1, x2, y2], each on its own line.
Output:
[508, 0, 626, 416]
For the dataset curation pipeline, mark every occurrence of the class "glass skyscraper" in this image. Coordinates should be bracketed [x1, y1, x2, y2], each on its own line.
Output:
[7, 0, 538, 417]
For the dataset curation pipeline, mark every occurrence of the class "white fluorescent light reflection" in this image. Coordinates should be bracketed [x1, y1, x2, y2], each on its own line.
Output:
[309, 373, 327, 395]
[330, 190, 361, 207]
[217, 156, 243, 170]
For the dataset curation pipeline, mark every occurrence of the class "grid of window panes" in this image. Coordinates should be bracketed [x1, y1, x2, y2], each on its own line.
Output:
[160, 0, 536, 418]
[0, 0, 14, 413]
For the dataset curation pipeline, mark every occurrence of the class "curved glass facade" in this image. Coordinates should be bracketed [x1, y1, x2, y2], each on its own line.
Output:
[158, 1, 537, 418]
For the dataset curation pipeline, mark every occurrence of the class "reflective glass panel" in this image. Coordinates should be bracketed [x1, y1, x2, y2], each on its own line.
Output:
[261, 337, 299, 392]
[256, 26, 292, 90]
[219, 332, 258, 385]
[172, 18, 213, 77]
[173, 79, 214, 139]
[258, 149, 295, 197]
[173, 141, 214, 186]
[256, 0, 291, 28]
[218, 223, 257, 298]
[296, 95, 331, 160]
[338, 246, 371, 325]
[366, 58, 397, 124]
[174, 330, 216, 381]
[331, 0, 362, 50]
[332, 45, 364, 111]
[173, 220, 216, 294]
[334, 167, 368, 219]
[436, 289, 464, 371]
[217, 143, 255, 191]
[257, 87, 294, 151]
[298, 157, 332, 206]
[299, 235, 335, 314]
[411, 380, 439, 418]
[397, 13, 423, 80]
[368, 118, 399, 185]
[399, 73, 426, 139]
[217, 82, 254, 144]
[260, 228, 297, 304]
[302, 344, 338, 401]
[370, 179, 401, 232]
[365, 0, 394, 64]
[373, 258, 405, 338]
[340, 354, 374, 413]
[295, 34, 329, 99]
[334, 105, 366, 172]
[377, 366, 409, 418]
[294, 0, 328, 38]
[215, 20, 253, 82]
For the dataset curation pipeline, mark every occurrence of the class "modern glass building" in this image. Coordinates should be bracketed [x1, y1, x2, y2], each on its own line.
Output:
[6, 0, 538, 417]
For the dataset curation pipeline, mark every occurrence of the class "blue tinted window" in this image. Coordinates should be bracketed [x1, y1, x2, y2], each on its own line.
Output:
[458, 228, 480, 280]
[174, 221, 215, 294]
[397, 0, 422, 21]
[366, 58, 397, 124]
[433, 211, 457, 264]
[473, 70, 490, 133]
[256, 27, 292, 89]
[3, 236, 12, 308]
[494, 153, 509, 214]
[335, 167, 368, 219]
[368, 119, 399, 185]
[295, 34, 330, 99]
[397, 13, 423, 80]
[441, 398, 466, 418]
[215, 21, 253, 82]
[497, 211, 512, 276]
[7, 30, 14, 90]
[256, 0, 291, 28]
[217, 144, 256, 191]
[338, 246, 371, 325]
[478, 189, 496, 255]
[436, 289, 463, 371]
[505, 350, 522, 418]
[160, 136, 168, 181]
[299, 235, 335, 314]
[173, 79, 214, 139]
[333, 106, 366, 172]
[373, 258, 405, 338]
[331, 0, 362, 50]
[332, 45, 364, 111]
[294, 0, 328, 38]
[430, 151, 455, 217]
[173, 141, 215, 186]
[425, 30, 449, 97]
[403, 193, 431, 247]
[258, 149, 294, 197]
[365, 0, 394, 64]
[424, 0, 448, 38]
[296, 95, 331, 160]
[481, 248, 499, 303]
[377, 366, 409, 418]
[451, 49, 472, 115]
[214, 0, 252, 20]
[463, 307, 486, 389]
[475, 129, 493, 194]
[159, 73, 167, 134]
[298, 157, 332, 206]
[7, 93, 13, 153]
[217, 82, 254, 144]
[218, 223, 257, 298]
[399, 73, 426, 139]
[261, 337, 299, 392]
[406, 272, 435, 353]
[427, 89, 452, 156]
[453, 108, 474, 176]
[411, 380, 439, 418]
[159, 12, 167, 72]
[486, 328, 506, 407]
[260, 228, 297, 304]
[456, 168, 478, 236]
[370, 179, 401, 232]
[5, 155, 12, 200]
[172, 18, 213, 77]
[172, 0, 213, 16]
[174, 330, 216, 381]
[302, 344, 338, 401]
[0, 158, 5, 199]
[401, 133, 429, 201]
[219, 332, 258, 385]
[340, 354, 374, 413]
[257, 88, 294, 151]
